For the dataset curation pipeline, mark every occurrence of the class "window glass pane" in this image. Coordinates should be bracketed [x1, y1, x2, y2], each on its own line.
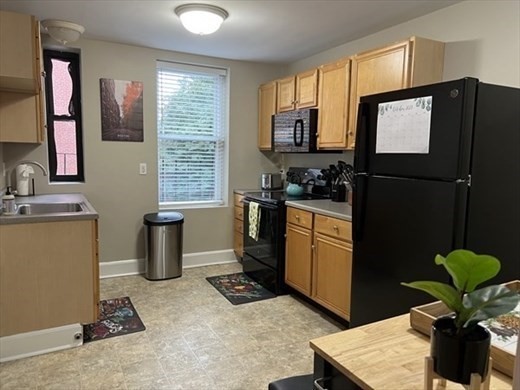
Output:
[157, 62, 227, 205]
[51, 58, 73, 116]
[53, 120, 78, 175]
[159, 139, 217, 202]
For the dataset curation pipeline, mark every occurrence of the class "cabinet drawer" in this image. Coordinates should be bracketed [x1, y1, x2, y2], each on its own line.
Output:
[234, 206, 244, 221]
[314, 214, 351, 241]
[234, 218, 243, 234]
[234, 193, 244, 207]
[287, 207, 313, 229]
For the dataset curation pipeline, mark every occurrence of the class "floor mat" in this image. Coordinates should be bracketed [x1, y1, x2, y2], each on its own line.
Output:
[206, 272, 276, 305]
[83, 296, 145, 343]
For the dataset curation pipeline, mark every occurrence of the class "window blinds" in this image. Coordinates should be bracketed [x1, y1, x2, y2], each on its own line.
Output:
[157, 61, 228, 205]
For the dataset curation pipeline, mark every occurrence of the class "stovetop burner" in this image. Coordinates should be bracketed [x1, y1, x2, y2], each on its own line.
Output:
[244, 190, 329, 205]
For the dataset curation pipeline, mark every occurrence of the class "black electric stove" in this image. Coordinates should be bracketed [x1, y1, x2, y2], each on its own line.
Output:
[242, 167, 331, 295]
[244, 190, 328, 206]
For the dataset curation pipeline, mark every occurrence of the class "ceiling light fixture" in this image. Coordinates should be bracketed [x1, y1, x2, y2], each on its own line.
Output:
[41, 19, 85, 45]
[174, 4, 228, 35]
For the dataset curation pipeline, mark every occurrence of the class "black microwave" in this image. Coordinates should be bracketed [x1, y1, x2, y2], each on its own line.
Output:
[272, 109, 319, 153]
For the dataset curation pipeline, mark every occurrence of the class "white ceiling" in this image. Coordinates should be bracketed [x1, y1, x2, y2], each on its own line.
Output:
[0, 0, 462, 63]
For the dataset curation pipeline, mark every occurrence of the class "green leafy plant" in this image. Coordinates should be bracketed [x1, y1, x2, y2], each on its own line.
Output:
[402, 249, 519, 334]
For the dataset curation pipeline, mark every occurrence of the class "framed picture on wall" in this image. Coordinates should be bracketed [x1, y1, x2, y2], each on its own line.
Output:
[100, 78, 144, 142]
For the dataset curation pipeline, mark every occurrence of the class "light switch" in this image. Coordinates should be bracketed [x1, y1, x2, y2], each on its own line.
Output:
[139, 163, 147, 175]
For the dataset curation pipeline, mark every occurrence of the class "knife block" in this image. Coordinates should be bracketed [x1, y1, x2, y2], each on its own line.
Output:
[331, 184, 346, 202]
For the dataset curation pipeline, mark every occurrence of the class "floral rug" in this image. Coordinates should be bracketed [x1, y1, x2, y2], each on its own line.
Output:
[83, 297, 145, 343]
[206, 272, 276, 305]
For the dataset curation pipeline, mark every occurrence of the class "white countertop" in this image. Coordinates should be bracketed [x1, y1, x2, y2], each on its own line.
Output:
[285, 199, 352, 221]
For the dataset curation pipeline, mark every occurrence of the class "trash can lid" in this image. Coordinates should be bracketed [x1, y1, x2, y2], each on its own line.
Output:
[144, 212, 184, 226]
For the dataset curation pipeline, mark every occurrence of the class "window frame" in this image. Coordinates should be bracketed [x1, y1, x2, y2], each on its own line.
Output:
[156, 60, 230, 209]
[43, 49, 85, 183]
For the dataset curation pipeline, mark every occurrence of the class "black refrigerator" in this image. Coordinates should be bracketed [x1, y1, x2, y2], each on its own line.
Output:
[350, 77, 520, 328]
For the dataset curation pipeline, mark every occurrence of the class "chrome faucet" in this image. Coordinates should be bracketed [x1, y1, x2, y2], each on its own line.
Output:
[15, 160, 49, 177]
[6, 160, 49, 195]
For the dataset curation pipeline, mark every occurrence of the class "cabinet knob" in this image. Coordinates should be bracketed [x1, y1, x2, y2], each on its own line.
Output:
[333, 225, 339, 231]
[295, 215, 300, 220]
[348, 131, 353, 136]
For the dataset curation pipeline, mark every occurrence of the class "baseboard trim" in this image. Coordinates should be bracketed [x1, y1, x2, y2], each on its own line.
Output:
[0, 324, 83, 363]
[100, 249, 238, 279]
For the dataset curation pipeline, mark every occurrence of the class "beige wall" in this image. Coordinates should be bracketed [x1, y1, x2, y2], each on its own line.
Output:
[2, 0, 519, 263]
[283, 0, 520, 169]
[3, 39, 284, 262]
[289, 0, 520, 85]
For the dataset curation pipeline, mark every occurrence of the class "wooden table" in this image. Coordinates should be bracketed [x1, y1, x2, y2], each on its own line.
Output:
[310, 314, 513, 389]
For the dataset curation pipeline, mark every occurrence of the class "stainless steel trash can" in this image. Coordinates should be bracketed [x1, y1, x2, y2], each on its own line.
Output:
[143, 212, 184, 280]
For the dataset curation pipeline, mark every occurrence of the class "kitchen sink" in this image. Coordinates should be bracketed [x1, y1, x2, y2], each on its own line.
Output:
[16, 202, 85, 215]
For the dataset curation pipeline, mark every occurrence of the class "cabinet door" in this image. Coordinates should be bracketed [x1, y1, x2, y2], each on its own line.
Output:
[258, 81, 276, 150]
[348, 40, 411, 149]
[317, 58, 350, 149]
[0, 92, 44, 143]
[0, 220, 98, 336]
[233, 193, 244, 258]
[285, 223, 313, 296]
[277, 76, 296, 113]
[312, 232, 352, 320]
[0, 11, 40, 93]
[296, 69, 318, 109]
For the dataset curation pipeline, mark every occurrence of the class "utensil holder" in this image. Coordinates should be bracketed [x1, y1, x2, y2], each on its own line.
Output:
[331, 184, 346, 202]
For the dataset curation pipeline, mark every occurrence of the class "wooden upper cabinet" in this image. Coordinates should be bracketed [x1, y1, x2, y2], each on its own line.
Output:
[0, 10, 45, 143]
[347, 37, 444, 149]
[0, 10, 41, 93]
[277, 76, 296, 112]
[0, 92, 44, 143]
[276, 69, 318, 112]
[295, 69, 319, 109]
[258, 81, 277, 150]
[317, 57, 350, 149]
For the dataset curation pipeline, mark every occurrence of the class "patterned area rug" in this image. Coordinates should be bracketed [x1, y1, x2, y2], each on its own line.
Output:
[83, 297, 146, 343]
[206, 272, 276, 305]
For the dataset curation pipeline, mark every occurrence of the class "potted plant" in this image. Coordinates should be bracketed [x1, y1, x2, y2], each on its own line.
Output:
[402, 249, 519, 385]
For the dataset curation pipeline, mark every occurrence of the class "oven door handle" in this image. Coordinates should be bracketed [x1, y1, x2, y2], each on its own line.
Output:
[243, 198, 279, 211]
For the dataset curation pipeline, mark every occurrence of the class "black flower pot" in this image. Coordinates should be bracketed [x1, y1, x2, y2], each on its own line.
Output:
[430, 316, 491, 385]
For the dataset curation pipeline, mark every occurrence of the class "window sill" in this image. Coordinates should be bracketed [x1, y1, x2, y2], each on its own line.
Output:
[159, 202, 227, 210]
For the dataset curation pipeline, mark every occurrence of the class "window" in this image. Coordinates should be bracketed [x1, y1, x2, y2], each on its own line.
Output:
[43, 50, 84, 182]
[157, 61, 228, 207]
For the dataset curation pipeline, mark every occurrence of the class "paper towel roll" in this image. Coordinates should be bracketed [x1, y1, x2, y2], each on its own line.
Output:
[16, 164, 34, 196]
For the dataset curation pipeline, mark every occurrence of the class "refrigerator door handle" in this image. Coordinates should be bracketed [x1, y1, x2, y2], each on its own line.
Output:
[353, 173, 368, 242]
[354, 102, 370, 174]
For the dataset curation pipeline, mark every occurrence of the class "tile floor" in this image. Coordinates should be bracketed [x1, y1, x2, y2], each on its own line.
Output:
[0, 262, 344, 390]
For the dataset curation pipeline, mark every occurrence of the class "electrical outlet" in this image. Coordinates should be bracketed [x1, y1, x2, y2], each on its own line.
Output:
[139, 163, 147, 175]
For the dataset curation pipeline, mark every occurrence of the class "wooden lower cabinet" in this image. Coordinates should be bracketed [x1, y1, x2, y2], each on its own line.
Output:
[0, 219, 99, 337]
[285, 207, 352, 320]
[285, 224, 313, 295]
[312, 233, 352, 320]
[233, 192, 244, 258]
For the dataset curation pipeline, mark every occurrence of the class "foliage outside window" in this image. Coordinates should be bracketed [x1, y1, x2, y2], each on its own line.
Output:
[157, 61, 228, 207]
[43, 50, 84, 182]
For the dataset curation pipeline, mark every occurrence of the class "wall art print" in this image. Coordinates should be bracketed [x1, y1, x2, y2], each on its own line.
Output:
[100, 78, 144, 142]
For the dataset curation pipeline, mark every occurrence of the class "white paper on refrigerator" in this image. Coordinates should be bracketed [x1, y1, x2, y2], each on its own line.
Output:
[375, 96, 433, 154]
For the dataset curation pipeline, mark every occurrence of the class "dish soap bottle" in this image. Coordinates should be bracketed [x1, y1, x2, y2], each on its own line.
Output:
[1, 186, 17, 215]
